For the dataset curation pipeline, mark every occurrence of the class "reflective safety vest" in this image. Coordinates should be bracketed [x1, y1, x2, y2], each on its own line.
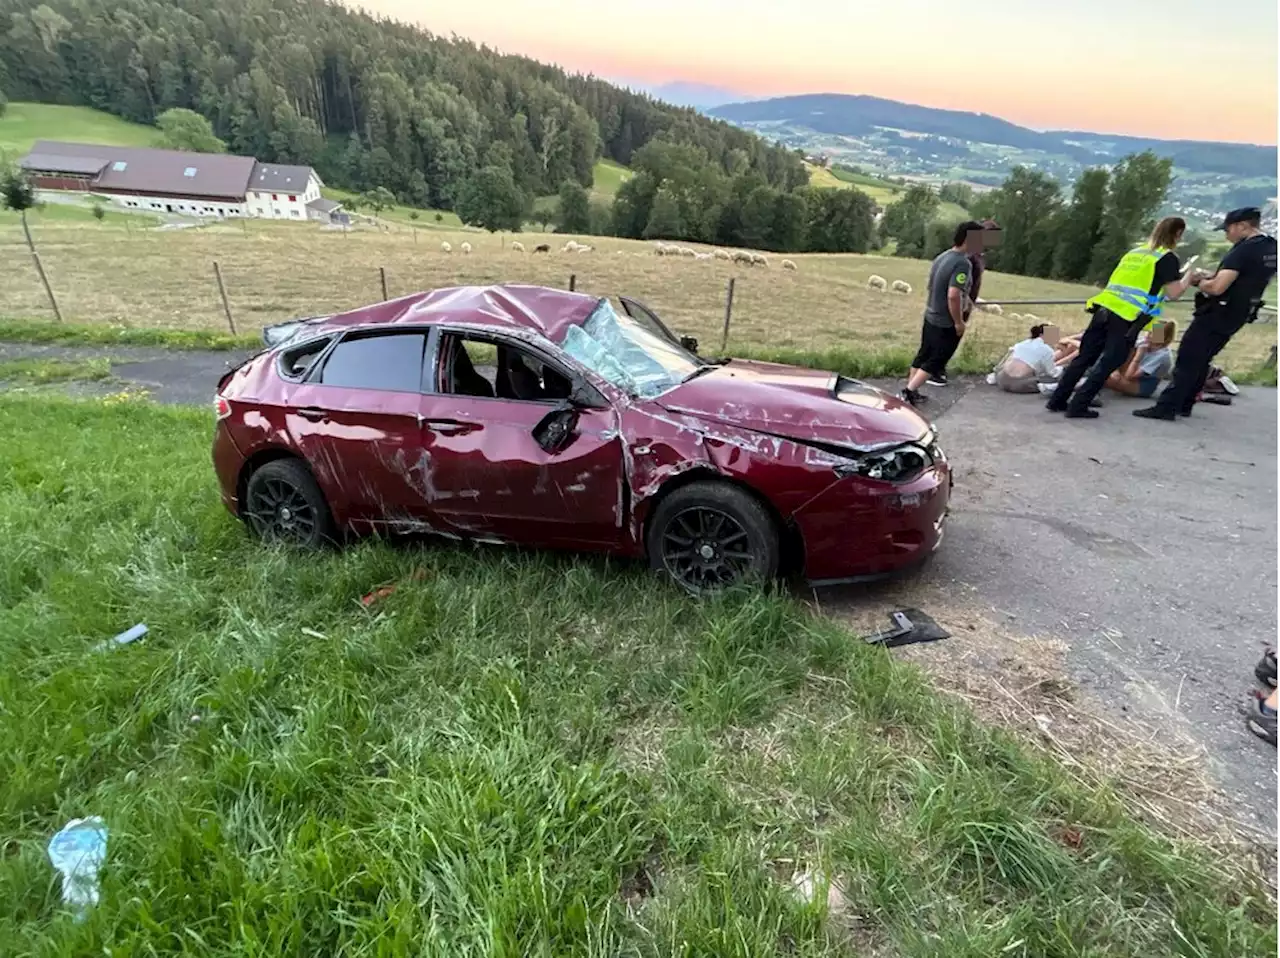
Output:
[1088, 245, 1171, 323]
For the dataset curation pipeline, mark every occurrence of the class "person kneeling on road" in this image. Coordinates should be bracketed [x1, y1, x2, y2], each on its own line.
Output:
[990, 323, 1063, 394]
[901, 221, 984, 406]
[1046, 217, 1195, 419]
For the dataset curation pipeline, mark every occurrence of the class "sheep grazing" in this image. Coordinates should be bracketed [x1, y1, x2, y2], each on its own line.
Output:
[987, 303, 1004, 316]
[751, 253, 769, 267]
[510, 241, 525, 253]
[1008, 312, 1024, 322]
[533, 243, 550, 254]
[440, 241, 452, 254]
[679, 247, 696, 258]
[576, 245, 593, 253]
[1024, 313, 1042, 324]
[781, 259, 797, 271]
[732, 250, 754, 265]
[890, 280, 912, 294]
[460, 242, 472, 255]
[562, 240, 582, 254]
[695, 252, 712, 261]
[713, 248, 731, 261]
[867, 275, 888, 291]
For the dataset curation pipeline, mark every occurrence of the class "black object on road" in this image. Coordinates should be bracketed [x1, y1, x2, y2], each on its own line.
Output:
[864, 608, 951, 649]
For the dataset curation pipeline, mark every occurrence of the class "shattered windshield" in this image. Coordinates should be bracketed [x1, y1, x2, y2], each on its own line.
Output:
[560, 299, 700, 398]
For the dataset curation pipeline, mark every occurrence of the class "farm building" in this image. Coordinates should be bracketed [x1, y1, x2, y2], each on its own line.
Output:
[19, 141, 340, 222]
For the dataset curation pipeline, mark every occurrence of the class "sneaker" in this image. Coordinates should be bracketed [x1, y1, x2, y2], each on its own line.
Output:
[1256, 650, 1277, 690]
[1037, 382, 1057, 396]
[986, 373, 998, 386]
[927, 374, 949, 387]
[899, 388, 926, 407]
[1218, 374, 1239, 396]
[1246, 695, 1277, 746]
[1133, 406, 1176, 420]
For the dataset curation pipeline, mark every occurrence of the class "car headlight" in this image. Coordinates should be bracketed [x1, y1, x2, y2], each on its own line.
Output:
[834, 443, 934, 482]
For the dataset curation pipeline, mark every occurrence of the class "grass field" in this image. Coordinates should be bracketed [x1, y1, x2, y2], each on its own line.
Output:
[0, 393, 1272, 954]
[0, 199, 160, 227]
[0, 102, 160, 157]
[2, 218, 1274, 378]
[320, 186, 467, 230]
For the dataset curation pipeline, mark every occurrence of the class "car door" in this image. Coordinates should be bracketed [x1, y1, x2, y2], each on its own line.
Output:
[414, 330, 628, 550]
[285, 329, 435, 531]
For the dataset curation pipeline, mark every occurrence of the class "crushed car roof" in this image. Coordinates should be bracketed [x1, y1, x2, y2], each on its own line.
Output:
[311, 285, 603, 341]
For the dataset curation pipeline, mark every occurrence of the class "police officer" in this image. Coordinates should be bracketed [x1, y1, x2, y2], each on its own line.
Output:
[1134, 207, 1278, 420]
[1047, 216, 1196, 419]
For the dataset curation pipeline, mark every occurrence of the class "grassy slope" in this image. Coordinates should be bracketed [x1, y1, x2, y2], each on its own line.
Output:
[319, 186, 466, 230]
[533, 159, 634, 216]
[0, 394, 1272, 954]
[0, 102, 160, 156]
[2, 219, 1273, 376]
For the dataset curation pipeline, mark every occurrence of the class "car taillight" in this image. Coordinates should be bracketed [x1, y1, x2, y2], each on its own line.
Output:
[214, 396, 232, 420]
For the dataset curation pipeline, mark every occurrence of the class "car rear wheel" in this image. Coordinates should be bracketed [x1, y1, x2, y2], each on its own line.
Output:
[647, 481, 779, 594]
[243, 458, 336, 548]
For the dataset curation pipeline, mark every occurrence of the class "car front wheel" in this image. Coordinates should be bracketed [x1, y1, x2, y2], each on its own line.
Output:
[646, 481, 779, 594]
[243, 458, 336, 548]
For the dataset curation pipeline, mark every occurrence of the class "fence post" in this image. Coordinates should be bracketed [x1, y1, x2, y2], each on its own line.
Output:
[1266, 345, 1277, 370]
[30, 251, 64, 323]
[380, 266, 389, 301]
[569, 274, 576, 292]
[720, 277, 735, 354]
[212, 261, 236, 334]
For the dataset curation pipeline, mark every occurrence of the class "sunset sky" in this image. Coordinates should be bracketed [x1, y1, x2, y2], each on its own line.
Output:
[354, 0, 1278, 145]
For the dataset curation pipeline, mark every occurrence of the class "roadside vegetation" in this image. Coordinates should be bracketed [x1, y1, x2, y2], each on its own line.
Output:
[0, 394, 1274, 954]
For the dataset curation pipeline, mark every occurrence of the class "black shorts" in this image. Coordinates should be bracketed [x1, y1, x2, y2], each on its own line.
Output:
[911, 320, 961, 378]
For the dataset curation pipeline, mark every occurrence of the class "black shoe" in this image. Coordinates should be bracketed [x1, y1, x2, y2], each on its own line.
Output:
[1064, 407, 1099, 419]
[1045, 400, 1068, 413]
[1133, 406, 1176, 420]
[1256, 650, 1277, 690]
[1246, 695, 1277, 746]
[926, 374, 949, 387]
[899, 388, 926, 407]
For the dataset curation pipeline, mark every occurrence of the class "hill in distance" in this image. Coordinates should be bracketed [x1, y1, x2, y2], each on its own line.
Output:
[709, 93, 1277, 178]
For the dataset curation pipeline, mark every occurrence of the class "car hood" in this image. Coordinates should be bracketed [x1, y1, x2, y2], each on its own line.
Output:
[656, 359, 930, 451]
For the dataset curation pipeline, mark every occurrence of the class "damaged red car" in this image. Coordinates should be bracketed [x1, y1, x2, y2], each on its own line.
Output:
[213, 284, 951, 593]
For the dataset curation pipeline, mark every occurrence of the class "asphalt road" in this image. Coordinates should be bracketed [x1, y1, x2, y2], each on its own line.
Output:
[2, 342, 1275, 827]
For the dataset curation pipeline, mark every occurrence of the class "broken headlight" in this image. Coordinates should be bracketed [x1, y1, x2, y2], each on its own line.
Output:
[834, 443, 934, 482]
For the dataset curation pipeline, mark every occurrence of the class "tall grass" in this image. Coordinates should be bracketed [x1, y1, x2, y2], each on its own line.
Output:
[0, 395, 1273, 955]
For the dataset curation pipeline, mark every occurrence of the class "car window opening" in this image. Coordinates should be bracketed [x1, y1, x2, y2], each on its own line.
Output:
[439, 335, 573, 402]
[280, 337, 331, 380]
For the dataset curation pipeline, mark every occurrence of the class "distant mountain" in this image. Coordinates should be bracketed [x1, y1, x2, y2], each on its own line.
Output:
[709, 93, 1277, 177]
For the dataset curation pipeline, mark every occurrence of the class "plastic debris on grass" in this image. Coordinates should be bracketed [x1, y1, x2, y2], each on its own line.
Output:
[47, 817, 108, 921]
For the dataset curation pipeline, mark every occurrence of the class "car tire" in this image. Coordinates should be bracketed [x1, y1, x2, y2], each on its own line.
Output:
[646, 481, 779, 594]
[243, 458, 337, 548]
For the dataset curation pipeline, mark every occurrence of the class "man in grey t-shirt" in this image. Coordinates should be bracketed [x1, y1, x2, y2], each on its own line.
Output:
[900, 221, 984, 406]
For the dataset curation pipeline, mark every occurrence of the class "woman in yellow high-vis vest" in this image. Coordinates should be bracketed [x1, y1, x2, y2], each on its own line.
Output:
[1046, 217, 1197, 419]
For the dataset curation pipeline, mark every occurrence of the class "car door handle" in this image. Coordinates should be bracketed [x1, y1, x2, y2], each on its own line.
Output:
[297, 406, 328, 422]
[422, 418, 475, 435]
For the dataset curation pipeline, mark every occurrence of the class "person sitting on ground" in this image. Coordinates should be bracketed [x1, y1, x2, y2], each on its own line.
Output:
[1247, 649, 1277, 745]
[1054, 332, 1082, 367]
[1104, 320, 1176, 398]
[990, 323, 1063, 393]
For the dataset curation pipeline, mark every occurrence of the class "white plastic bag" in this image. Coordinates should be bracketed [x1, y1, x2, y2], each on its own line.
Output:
[46, 816, 108, 920]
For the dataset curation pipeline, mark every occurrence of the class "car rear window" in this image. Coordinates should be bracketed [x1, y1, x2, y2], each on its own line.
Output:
[278, 336, 332, 381]
[318, 332, 426, 392]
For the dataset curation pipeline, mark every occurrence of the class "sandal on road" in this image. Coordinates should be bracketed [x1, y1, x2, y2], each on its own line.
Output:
[1245, 694, 1277, 746]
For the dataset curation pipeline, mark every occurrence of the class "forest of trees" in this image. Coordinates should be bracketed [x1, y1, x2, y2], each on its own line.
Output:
[0, 0, 1176, 271]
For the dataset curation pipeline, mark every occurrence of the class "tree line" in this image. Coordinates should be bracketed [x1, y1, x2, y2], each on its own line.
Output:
[0, 0, 806, 213]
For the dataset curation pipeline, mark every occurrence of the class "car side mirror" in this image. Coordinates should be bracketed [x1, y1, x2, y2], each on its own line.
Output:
[532, 403, 580, 454]
[679, 335, 699, 353]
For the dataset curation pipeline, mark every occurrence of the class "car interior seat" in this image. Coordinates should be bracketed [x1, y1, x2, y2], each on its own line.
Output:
[447, 338, 494, 398]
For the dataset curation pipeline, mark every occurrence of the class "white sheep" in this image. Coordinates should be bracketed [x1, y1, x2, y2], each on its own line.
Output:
[679, 247, 696, 258]
[781, 259, 797, 271]
[576, 245, 593, 253]
[562, 240, 582, 253]
[1008, 312, 1024, 322]
[654, 242, 674, 256]
[987, 303, 1004, 316]
[510, 241, 525, 253]
[1024, 312, 1041, 324]
[867, 275, 887, 291]
[751, 253, 769, 267]
[732, 250, 754, 265]
[713, 248, 731, 261]
[440, 241, 452, 254]
[890, 280, 912, 294]
[460, 242, 472, 255]
[695, 252, 712, 261]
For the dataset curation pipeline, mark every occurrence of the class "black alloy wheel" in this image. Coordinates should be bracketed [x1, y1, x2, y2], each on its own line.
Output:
[243, 458, 335, 548]
[647, 481, 779, 594]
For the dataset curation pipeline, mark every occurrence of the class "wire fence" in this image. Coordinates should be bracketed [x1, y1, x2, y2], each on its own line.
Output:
[2, 220, 1275, 372]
